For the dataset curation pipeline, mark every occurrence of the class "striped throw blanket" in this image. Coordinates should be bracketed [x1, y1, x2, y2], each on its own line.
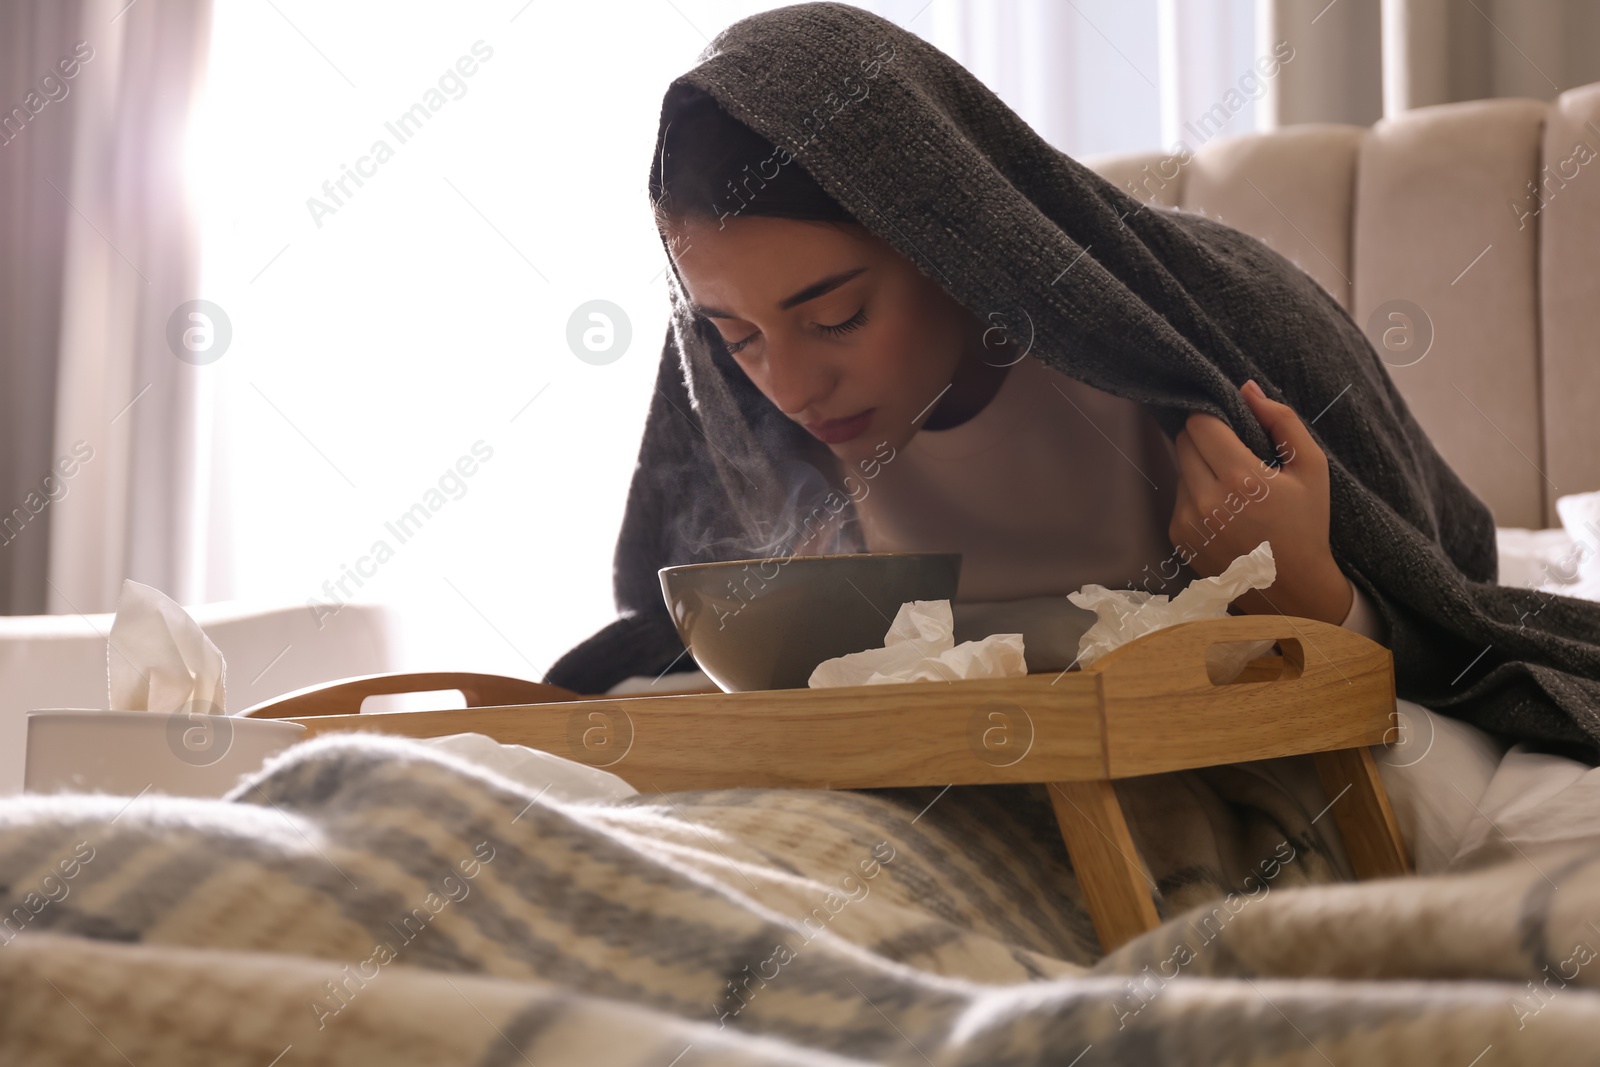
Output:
[3, 733, 1600, 1064]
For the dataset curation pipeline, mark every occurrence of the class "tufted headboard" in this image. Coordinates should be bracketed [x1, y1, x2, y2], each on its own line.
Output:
[1083, 82, 1600, 530]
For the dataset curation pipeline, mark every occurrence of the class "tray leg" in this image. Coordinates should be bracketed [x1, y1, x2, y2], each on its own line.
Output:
[1313, 746, 1412, 879]
[1047, 779, 1162, 955]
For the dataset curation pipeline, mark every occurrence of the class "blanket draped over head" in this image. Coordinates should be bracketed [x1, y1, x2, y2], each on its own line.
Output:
[545, 1, 1600, 761]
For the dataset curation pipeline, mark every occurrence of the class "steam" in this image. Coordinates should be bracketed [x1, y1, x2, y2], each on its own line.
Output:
[669, 454, 860, 564]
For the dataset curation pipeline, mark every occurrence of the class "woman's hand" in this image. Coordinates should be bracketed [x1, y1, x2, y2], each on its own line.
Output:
[1167, 379, 1353, 625]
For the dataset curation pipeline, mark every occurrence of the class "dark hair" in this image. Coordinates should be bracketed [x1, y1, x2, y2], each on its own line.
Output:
[651, 88, 857, 231]
[647, 88, 869, 558]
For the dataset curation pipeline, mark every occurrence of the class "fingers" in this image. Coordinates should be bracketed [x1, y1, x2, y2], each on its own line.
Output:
[1182, 411, 1256, 483]
[1173, 425, 1219, 492]
[1240, 379, 1323, 468]
[1168, 473, 1197, 547]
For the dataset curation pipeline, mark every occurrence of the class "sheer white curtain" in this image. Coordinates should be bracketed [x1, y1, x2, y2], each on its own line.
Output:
[50, 0, 215, 615]
[1259, 0, 1600, 127]
[922, 0, 1165, 157]
[0, 1, 81, 614]
[939, 0, 1600, 158]
[0, 0, 213, 616]
[897, 0, 1271, 157]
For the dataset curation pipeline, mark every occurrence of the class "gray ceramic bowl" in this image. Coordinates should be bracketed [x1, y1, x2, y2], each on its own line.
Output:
[659, 552, 962, 692]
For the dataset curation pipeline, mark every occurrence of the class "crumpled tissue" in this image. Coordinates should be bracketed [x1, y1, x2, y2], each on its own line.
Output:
[108, 578, 228, 715]
[808, 599, 1027, 687]
[1555, 490, 1600, 599]
[1067, 540, 1278, 671]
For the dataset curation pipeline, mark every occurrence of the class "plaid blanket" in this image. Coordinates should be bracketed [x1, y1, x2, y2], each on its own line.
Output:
[4, 733, 1600, 1064]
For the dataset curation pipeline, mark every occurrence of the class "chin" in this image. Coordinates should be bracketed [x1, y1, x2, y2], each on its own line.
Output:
[829, 427, 905, 471]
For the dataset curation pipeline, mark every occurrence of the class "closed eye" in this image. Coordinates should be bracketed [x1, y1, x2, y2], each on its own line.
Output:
[723, 307, 868, 356]
[819, 307, 868, 338]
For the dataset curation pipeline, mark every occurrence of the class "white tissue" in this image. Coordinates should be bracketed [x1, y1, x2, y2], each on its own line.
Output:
[808, 599, 1027, 687]
[1067, 540, 1278, 669]
[108, 579, 228, 715]
[1556, 490, 1600, 598]
[1496, 490, 1600, 599]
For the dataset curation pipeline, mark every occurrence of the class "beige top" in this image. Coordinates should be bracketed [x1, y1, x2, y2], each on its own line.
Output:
[853, 353, 1384, 642]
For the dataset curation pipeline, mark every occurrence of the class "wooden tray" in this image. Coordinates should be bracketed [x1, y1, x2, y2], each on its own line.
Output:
[245, 613, 1407, 953]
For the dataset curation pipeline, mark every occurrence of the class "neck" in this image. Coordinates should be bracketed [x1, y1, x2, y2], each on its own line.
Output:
[921, 340, 1018, 431]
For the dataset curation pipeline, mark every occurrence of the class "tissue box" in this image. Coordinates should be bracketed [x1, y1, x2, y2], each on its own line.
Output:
[25, 709, 306, 798]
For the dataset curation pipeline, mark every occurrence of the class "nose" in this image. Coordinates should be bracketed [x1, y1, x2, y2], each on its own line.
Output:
[761, 339, 837, 420]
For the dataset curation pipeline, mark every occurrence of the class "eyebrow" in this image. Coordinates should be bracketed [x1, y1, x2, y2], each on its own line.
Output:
[692, 267, 868, 320]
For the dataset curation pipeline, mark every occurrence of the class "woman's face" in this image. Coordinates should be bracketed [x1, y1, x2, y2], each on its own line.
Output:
[664, 215, 990, 462]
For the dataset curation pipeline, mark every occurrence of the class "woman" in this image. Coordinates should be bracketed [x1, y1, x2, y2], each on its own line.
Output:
[547, 2, 1600, 764]
[639, 84, 1382, 666]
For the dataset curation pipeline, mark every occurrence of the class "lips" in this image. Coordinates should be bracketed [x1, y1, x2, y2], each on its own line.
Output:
[804, 408, 874, 445]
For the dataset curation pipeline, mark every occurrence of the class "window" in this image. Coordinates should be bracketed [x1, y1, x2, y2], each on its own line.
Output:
[189, 0, 1254, 680]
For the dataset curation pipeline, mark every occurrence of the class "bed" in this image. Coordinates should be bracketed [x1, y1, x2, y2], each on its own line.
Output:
[5, 84, 1600, 1065]
[4, 534, 1599, 1066]
[6, 709, 1600, 1065]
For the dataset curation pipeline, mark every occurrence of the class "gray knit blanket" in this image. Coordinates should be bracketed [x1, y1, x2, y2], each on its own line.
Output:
[6, 733, 1600, 1064]
[545, 1, 1600, 763]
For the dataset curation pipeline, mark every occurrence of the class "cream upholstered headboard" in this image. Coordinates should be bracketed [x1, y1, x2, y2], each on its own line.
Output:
[1083, 82, 1600, 530]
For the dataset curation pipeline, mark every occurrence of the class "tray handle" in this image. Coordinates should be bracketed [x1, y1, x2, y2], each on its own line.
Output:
[1080, 613, 1385, 690]
[241, 672, 582, 719]
[1082, 614, 1395, 777]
